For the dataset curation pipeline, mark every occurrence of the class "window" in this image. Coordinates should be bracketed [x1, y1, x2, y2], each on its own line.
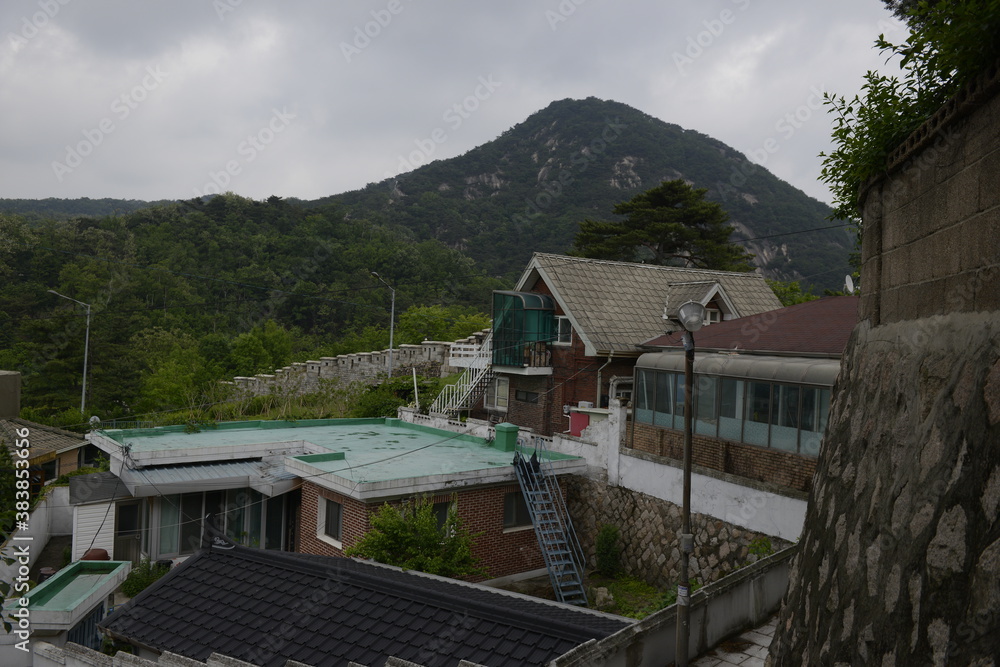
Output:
[503, 492, 532, 529]
[555, 316, 572, 344]
[515, 389, 539, 403]
[704, 309, 722, 326]
[321, 498, 343, 543]
[632, 368, 832, 457]
[485, 376, 510, 410]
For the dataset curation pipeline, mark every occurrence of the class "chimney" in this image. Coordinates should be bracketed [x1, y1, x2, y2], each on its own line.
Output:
[493, 422, 519, 452]
[0, 371, 20, 420]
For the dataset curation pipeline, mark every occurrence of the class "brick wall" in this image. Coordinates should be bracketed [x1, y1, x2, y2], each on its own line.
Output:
[297, 480, 546, 580]
[629, 421, 816, 493]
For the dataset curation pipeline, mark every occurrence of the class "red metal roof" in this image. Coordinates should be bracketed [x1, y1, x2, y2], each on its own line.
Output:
[642, 296, 859, 357]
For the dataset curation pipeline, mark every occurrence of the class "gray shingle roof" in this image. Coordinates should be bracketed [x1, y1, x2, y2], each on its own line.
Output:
[0, 418, 85, 463]
[101, 545, 631, 667]
[518, 253, 781, 355]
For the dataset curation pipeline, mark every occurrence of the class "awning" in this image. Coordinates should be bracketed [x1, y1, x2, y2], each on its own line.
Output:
[120, 460, 299, 497]
[636, 351, 842, 386]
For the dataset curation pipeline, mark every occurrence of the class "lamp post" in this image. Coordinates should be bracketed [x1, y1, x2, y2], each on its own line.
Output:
[369, 271, 396, 378]
[673, 299, 705, 667]
[48, 290, 91, 416]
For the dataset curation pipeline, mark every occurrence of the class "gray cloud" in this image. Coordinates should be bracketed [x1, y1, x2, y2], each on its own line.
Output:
[0, 0, 904, 204]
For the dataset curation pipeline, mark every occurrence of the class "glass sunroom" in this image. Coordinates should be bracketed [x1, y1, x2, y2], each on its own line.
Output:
[492, 291, 556, 370]
[633, 352, 839, 457]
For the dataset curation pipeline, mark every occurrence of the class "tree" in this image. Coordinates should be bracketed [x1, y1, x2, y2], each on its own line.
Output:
[345, 496, 486, 578]
[571, 180, 755, 271]
[766, 279, 819, 307]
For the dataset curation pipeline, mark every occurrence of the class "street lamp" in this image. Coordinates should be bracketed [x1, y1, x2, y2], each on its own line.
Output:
[369, 271, 396, 378]
[48, 290, 91, 416]
[673, 299, 705, 667]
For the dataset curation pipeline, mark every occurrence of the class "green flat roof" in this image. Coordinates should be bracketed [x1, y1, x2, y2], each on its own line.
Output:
[100, 418, 577, 483]
[21, 560, 130, 612]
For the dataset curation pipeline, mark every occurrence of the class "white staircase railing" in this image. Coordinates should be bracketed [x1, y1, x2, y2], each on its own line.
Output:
[430, 331, 493, 416]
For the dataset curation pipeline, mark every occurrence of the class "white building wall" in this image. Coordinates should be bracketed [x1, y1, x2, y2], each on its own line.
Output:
[72, 502, 115, 561]
[399, 403, 808, 541]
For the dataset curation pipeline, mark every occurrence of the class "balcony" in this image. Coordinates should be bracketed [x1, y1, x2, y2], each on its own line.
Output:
[492, 291, 556, 375]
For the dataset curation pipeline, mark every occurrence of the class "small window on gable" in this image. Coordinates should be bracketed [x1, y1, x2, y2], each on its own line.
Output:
[555, 316, 572, 344]
[704, 309, 722, 326]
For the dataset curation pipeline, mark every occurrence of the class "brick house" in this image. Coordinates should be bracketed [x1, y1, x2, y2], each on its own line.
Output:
[433, 253, 782, 437]
[77, 418, 584, 581]
[631, 296, 858, 492]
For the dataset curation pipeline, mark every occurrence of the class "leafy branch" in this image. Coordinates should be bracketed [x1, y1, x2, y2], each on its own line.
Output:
[820, 0, 1000, 221]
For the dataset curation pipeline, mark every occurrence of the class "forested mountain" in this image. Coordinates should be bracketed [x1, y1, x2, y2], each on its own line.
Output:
[312, 97, 855, 290]
[1, 97, 853, 423]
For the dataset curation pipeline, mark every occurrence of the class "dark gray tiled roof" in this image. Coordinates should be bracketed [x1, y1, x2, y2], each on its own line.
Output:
[101, 545, 630, 667]
[521, 253, 781, 354]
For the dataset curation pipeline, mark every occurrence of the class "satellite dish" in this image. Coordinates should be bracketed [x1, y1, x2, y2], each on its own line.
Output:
[89, 415, 101, 429]
[844, 275, 855, 295]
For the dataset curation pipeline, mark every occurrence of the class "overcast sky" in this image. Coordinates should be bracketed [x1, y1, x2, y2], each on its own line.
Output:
[0, 0, 905, 206]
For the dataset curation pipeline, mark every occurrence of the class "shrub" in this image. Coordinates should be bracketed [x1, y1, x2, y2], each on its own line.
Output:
[121, 558, 170, 598]
[595, 523, 621, 577]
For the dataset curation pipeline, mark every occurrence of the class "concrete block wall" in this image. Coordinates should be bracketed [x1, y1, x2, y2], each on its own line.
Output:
[860, 62, 1000, 326]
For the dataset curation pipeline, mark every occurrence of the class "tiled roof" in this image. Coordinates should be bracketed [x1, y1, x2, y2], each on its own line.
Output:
[0, 418, 84, 462]
[101, 545, 631, 667]
[520, 253, 781, 355]
[641, 296, 859, 356]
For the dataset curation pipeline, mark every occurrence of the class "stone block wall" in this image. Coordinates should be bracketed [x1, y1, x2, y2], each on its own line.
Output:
[565, 475, 789, 591]
[770, 64, 1000, 665]
[630, 422, 817, 493]
[230, 340, 455, 397]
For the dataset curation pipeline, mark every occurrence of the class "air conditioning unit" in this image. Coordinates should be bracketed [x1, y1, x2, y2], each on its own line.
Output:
[578, 400, 594, 409]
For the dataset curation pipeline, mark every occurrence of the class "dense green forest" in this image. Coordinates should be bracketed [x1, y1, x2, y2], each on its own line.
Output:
[0, 195, 498, 425]
[1, 97, 855, 426]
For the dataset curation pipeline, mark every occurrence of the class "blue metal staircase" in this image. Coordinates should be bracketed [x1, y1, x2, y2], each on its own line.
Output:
[513, 438, 588, 606]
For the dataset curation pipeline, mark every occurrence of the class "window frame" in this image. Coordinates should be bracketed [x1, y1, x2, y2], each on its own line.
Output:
[317, 497, 344, 548]
[554, 316, 572, 345]
[503, 491, 532, 531]
[485, 376, 510, 411]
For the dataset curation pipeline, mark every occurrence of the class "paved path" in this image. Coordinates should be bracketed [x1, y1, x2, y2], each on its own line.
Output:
[691, 614, 776, 666]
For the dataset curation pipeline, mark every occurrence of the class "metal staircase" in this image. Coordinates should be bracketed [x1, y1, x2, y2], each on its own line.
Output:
[513, 438, 588, 606]
[429, 331, 494, 416]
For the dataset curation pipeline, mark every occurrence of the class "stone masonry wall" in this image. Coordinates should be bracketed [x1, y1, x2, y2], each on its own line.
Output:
[770, 64, 1000, 665]
[566, 475, 789, 591]
[228, 333, 493, 397]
